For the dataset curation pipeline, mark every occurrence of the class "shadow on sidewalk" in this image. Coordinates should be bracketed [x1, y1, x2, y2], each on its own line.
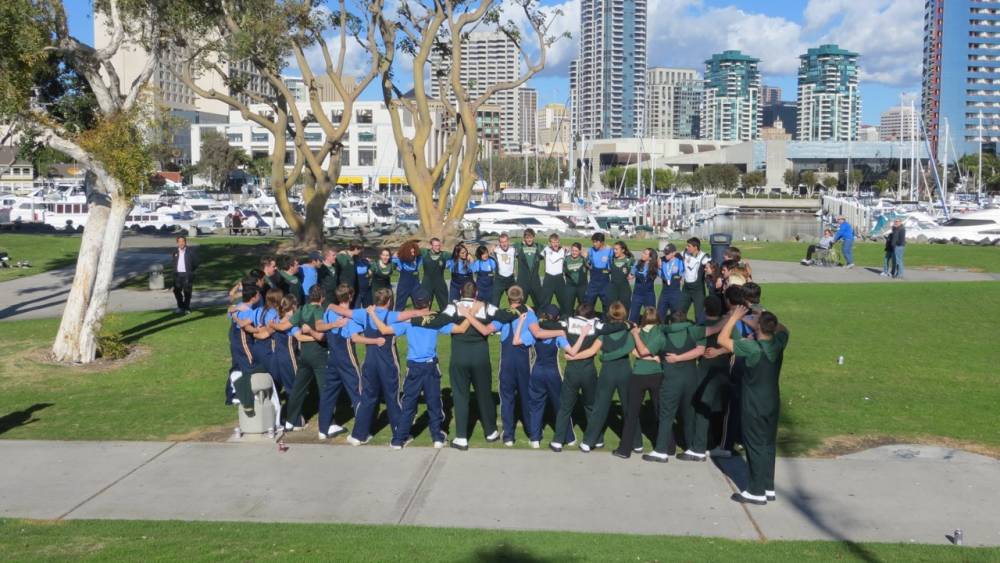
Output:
[120, 306, 228, 343]
[713, 405, 880, 563]
[0, 403, 54, 436]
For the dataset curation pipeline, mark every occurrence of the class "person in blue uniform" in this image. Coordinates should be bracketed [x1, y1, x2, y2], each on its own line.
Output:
[446, 243, 474, 302]
[628, 247, 658, 323]
[325, 288, 431, 445]
[525, 304, 588, 449]
[657, 244, 683, 322]
[355, 251, 372, 308]
[268, 294, 300, 398]
[299, 251, 321, 298]
[369, 288, 472, 448]
[470, 245, 498, 304]
[584, 233, 613, 314]
[228, 284, 261, 413]
[393, 241, 422, 311]
[250, 289, 282, 390]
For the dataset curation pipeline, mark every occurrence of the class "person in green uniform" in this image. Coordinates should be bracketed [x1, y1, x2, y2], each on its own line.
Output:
[278, 255, 304, 305]
[561, 242, 588, 317]
[679, 295, 730, 461]
[514, 229, 542, 307]
[443, 281, 503, 449]
[318, 249, 339, 306]
[279, 285, 343, 430]
[420, 238, 449, 311]
[642, 310, 706, 463]
[550, 302, 600, 452]
[606, 241, 634, 314]
[579, 302, 643, 453]
[719, 306, 788, 505]
[370, 248, 396, 307]
[336, 241, 363, 300]
[613, 307, 666, 458]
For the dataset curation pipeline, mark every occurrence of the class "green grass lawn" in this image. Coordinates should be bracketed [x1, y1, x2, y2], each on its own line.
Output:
[0, 234, 81, 282]
[1, 282, 998, 456]
[2, 519, 996, 562]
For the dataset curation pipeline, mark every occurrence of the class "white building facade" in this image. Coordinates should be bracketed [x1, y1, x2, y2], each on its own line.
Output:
[879, 106, 920, 142]
[646, 67, 702, 139]
[190, 101, 430, 190]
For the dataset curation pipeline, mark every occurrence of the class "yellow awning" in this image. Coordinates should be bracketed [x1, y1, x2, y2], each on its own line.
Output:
[378, 176, 408, 184]
[336, 176, 365, 184]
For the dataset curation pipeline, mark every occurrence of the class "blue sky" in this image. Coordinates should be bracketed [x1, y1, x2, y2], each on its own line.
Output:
[69, 0, 922, 125]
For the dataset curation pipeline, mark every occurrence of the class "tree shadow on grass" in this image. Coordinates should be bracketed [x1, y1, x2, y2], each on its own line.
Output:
[470, 543, 566, 563]
[0, 403, 54, 436]
[712, 404, 879, 563]
[119, 306, 229, 344]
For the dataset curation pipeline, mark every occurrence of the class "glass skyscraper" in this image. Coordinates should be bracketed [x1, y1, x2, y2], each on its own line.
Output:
[700, 50, 761, 141]
[571, 0, 648, 141]
[923, 0, 1000, 157]
[796, 44, 861, 142]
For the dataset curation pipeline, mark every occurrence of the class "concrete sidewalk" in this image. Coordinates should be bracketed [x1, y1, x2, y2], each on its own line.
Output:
[2, 440, 997, 546]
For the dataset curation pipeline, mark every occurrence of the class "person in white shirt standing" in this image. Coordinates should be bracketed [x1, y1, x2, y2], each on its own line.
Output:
[491, 232, 518, 306]
[679, 237, 710, 324]
[172, 235, 198, 314]
[539, 233, 568, 312]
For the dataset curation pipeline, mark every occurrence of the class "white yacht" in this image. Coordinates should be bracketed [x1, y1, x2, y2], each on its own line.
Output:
[908, 208, 1000, 243]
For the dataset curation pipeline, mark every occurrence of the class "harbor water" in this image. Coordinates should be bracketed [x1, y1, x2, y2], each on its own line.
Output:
[688, 212, 825, 242]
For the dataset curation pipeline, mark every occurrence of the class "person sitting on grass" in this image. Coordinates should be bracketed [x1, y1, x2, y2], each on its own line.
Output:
[801, 229, 835, 266]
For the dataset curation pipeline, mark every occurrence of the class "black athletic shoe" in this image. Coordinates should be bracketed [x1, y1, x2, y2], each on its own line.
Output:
[549, 443, 563, 453]
[731, 492, 767, 506]
[641, 453, 669, 463]
[766, 492, 777, 502]
[677, 452, 708, 462]
[612, 449, 630, 459]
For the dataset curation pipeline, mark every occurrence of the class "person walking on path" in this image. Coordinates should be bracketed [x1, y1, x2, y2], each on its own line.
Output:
[718, 306, 789, 506]
[882, 223, 896, 277]
[172, 235, 198, 314]
[891, 219, 906, 279]
[834, 216, 855, 268]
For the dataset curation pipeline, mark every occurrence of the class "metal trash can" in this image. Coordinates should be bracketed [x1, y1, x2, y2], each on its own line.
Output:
[148, 264, 165, 290]
[709, 232, 733, 264]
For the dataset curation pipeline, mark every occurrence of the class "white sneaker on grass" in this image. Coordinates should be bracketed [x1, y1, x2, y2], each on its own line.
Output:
[504, 441, 515, 447]
[529, 441, 540, 449]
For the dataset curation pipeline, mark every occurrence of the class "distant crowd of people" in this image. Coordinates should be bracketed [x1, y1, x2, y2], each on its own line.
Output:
[221, 230, 790, 506]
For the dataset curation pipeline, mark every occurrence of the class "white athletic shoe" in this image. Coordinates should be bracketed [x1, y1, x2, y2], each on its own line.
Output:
[880, 271, 889, 277]
[433, 441, 446, 449]
[766, 490, 777, 501]
[566, 440, 577, 447]
[485, 430, 501, 442]
[503, 441, 515, 447]
[633, 447, 644, 454]
[318, 432, 328, 440]
[326, 424, 347, 438]
[594, 442, 605, 449]
[346, 435, 370, 446]
[529, 441, 540, 449]
[846, 263, 855, 269]
[579, 443, 591, 452]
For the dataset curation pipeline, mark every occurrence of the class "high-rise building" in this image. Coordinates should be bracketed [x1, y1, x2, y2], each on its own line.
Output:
[571, 0, 648, 141]
[922, 0, 1000, 156]
[763, 101, 798, 138]
[430, 31, 522, 154]
[761, 85, 782, 106]
[879, 105, 920, 141]
[796, 44, 861, 141]
[518, 88, 538, 152]
[282, 75, 348, 104]
[94, 16, 273, 164]
[646, 67, 702, 139]
[700, 50, 761, 141]
[538, 103, 571, 156]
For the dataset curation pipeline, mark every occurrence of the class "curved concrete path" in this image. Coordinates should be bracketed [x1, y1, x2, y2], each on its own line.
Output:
[1, 439, 997, 548]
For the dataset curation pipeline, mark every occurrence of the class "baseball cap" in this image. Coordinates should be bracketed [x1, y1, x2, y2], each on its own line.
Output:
[541, 304, 561, 318]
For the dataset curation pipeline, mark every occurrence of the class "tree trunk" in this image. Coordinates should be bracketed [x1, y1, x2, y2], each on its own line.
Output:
[76, 195, 132, 363]
[51, 194, 111, 363]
